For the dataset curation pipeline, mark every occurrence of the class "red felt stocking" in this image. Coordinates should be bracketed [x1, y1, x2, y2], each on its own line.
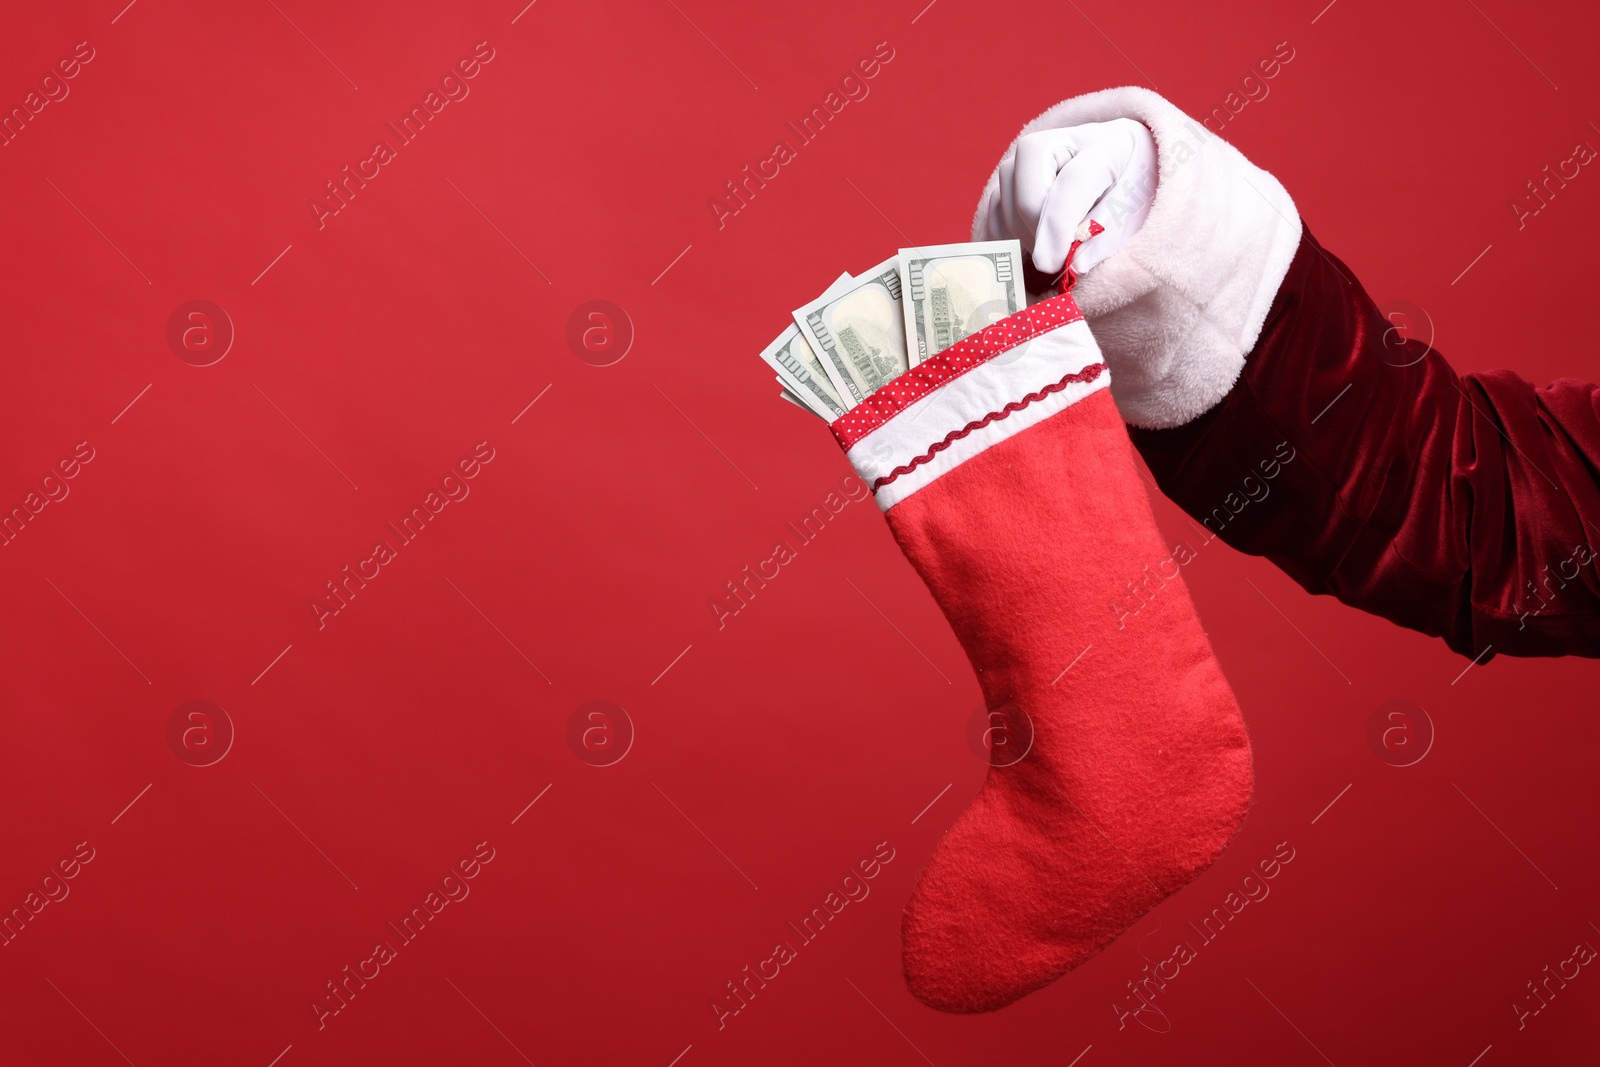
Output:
[831, 287, 1252, 1013]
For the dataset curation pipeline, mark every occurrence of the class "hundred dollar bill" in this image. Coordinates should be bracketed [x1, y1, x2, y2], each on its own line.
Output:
[773, 373, 836, 420]
[898, 239, 1025, 366]
[762, 331, 845, 419]
[759, 273, 853, 420]
[793, 256, 908, 407]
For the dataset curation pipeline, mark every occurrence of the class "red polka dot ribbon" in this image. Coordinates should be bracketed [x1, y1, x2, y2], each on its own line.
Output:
[830, 291, 1085, 451]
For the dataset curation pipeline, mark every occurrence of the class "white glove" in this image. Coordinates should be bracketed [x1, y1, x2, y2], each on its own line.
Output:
[978, 118, 1157, 281]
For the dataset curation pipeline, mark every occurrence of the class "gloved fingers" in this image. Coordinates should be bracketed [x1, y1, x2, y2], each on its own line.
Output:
[981, 156, 1013, 243]
[982, 119, 1158, 279]
[1031, 150, 1120, 273]
[1006, 128, 1085, 247]
[983, 128, 1083, 249]
[1069, 127, 1157, 274]
[1063, 205, 1115, 275]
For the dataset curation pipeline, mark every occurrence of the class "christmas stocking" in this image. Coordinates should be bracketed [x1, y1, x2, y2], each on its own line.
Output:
[831, 283, 1253, 1013]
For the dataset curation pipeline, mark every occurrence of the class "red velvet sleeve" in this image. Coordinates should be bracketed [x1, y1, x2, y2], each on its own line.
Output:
[1126, 225, 1600, 660]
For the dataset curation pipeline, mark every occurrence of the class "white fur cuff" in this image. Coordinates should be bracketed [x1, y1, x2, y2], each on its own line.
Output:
[972, 86, 1302, 429]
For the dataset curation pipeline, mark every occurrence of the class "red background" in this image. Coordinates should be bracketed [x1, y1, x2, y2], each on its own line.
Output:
[3, 1, 1599, 1064]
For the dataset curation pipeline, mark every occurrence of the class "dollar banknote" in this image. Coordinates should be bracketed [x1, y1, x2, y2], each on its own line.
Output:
[759, 273, 853, 420]
[762, 327, 845, 419]
[792, 256, 908, 407]
[898, 239, 1024, 366]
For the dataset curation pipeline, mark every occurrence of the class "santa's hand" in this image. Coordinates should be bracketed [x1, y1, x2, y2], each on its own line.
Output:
[979, 118, 1157, 280]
